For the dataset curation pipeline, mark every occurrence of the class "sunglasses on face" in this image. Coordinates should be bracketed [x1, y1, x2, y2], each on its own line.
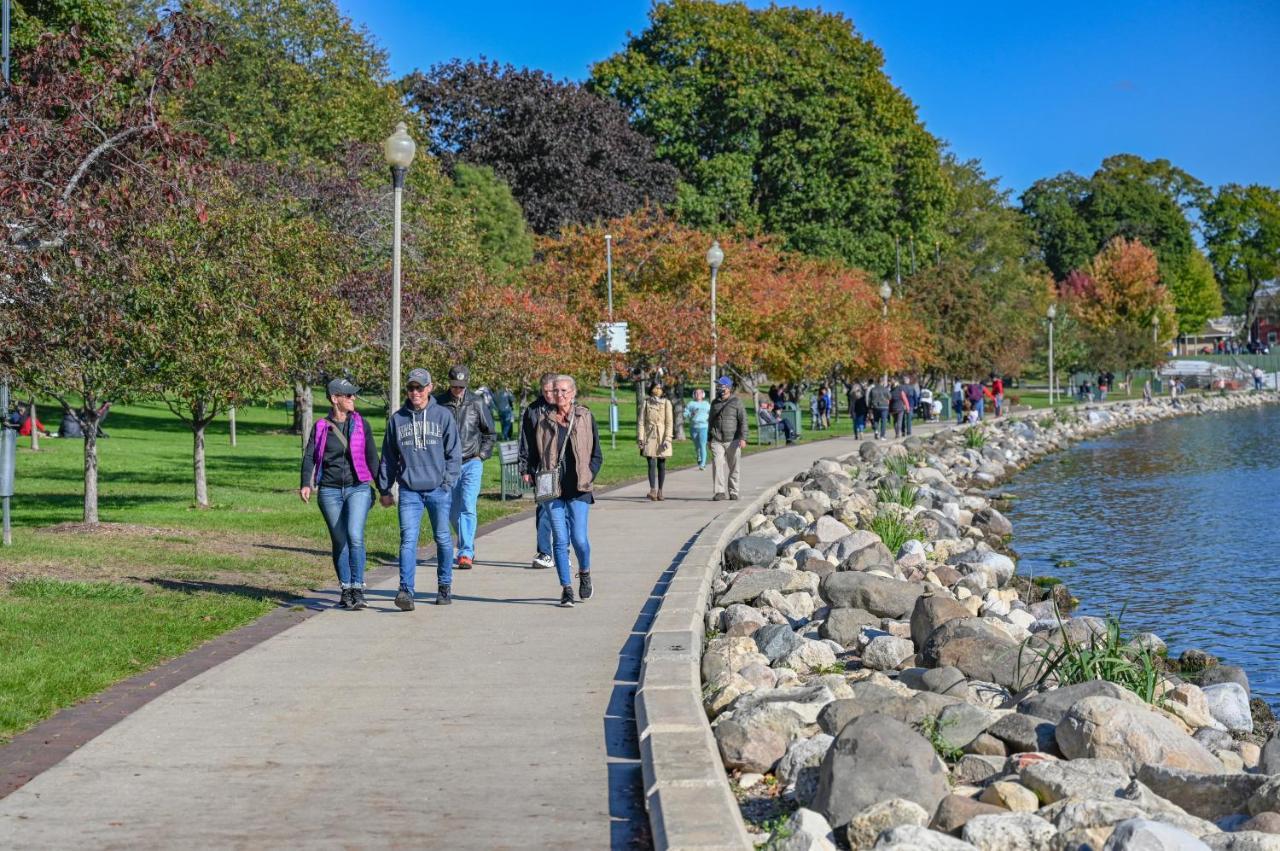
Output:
[407, 385, 428, 393]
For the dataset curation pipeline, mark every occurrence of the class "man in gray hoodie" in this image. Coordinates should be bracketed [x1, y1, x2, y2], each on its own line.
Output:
[377, 367, 461, 609]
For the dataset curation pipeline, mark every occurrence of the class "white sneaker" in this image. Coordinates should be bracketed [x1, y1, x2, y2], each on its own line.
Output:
[531, 551, 554, 570]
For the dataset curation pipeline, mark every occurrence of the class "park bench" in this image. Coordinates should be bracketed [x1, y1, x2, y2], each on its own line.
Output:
[756, 411, 783, 446]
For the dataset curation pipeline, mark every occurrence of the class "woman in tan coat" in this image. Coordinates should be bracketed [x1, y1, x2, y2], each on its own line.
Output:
[638, 380, 674, 501]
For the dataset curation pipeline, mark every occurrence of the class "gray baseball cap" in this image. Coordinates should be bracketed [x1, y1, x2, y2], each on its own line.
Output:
[327, 378, 359, 396]
[447, 364, 470, 387]
[406, 368, 432, 387]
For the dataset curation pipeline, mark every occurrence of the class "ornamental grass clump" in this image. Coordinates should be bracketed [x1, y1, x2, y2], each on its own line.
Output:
[875, 480, 919, 508]
[1020, 607, 1163, 705]
[868, 511, 923, 553]
[964, 429, 987, 449]
[883, 455, 912, 477]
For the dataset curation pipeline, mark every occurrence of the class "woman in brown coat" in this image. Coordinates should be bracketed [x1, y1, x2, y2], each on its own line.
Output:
[638, 381, 674, 500]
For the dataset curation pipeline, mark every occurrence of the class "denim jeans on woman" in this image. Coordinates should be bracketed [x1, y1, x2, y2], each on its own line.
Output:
[690, 425, 708, 468]
[397, 485, 454, 592]
[547, 494, 591, 586]
[317, 485, 373, 587]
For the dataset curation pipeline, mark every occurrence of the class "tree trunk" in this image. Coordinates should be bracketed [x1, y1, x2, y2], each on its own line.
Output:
[673, 380, 686, 440]
[30, 400, 40, 451]
[83, 427, 99, 526]
[193, 415, 209, 508]
[634, 371, 647, 424]
[292, 379, 313, 435]
[294, 380, 313, 447]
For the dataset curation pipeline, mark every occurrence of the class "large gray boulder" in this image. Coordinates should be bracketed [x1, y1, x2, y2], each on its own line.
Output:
[714, 707, 796, 772]
[717, 569, 816, 606]
[1248, 776, 1280, 817]
[806, 516, 854, 547]
[827, 531, 885, 564]
[1020, 758, 1132, 804]
[755, 623, 806, 663]
[1018, 680, 1138, 724]
[988, 712, 1059, 755]
[730, 682, 839, 726]
[910, 594, 972, 649]
[972, 507, 1013, 538]
[1202, 832, 1280, 850]
[846, 799, 929, 851]
[813, 713, 950, 829]
[822, 572, 923, 619]
[765, 808, 838, 851]
[1202, 682, 1254, 735]
[1136, 764, 1272, 821]
[1262, 731, 1280, 775]
[1198, 665, 1250, 694]
[777, 734, 835, 805]
[1056, 696, 1224, 774]
[863, 635, 916, 671]
[935, 702, 1000, 750]
[961, 813, 1056, 851]
[1102, 818, 1211, 850]
[839, 540, 898, 573]
[919, 617, 1038, 691]
[820, 607, 880, 647]
[872, 825, 979, 849]
[930, 795, 1009, 835]
[817, 682, 920, 735]
[725, 535, 778, 570]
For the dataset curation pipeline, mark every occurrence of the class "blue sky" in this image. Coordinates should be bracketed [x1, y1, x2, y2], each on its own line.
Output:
[338, 1, 1279, 198]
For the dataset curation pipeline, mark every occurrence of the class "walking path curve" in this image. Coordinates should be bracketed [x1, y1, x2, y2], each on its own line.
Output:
[0, 428, 939, 849]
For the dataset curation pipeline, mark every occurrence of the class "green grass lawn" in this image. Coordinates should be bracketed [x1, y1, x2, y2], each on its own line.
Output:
[0, 387, 846, 742]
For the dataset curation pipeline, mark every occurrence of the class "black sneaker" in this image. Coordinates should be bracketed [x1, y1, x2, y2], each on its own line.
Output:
[337, 588, 352, 609]
[394, 589, 415, 611]
[558, 585, 575, 608]
[350, 588, 368, 610]
[578, 571, 593, 601]
[436, 585, 452, 606]
[729, 494, 740, 500]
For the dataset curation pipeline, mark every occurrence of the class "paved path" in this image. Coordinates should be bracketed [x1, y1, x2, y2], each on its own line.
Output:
[0, 428, 941, 850]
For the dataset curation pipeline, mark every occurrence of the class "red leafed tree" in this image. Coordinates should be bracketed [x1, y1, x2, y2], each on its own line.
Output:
[0, 15, 220, 525]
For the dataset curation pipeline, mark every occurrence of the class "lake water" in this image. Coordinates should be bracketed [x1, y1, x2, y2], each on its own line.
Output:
[1003, 403, 1280, 708]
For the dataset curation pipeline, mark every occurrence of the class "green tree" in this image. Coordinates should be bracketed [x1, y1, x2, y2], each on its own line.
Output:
[590, 0, 951, 278]
[132, 175, 353, 506]
[450, 163, 534, 285]
[1021, 155, 1211, 332]
[906, 156, 1049, 378]
[7, 0, 163, 57]
[175, 0, 403, 164]
[1203, 184, 1280, 335]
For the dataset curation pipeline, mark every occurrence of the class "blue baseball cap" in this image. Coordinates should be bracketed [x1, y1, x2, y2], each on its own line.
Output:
[717, 376, 733, 387]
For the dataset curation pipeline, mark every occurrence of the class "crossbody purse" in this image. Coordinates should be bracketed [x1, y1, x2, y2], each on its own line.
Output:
[535, 409, 575, 504]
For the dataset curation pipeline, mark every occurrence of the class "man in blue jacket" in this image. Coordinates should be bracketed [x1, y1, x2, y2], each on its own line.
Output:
[377, 367, 461, 609]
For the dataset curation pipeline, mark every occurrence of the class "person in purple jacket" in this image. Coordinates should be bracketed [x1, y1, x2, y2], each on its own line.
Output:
[300, 378, 380, 610]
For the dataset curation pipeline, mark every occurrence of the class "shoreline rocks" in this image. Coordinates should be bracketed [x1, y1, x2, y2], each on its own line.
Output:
[696, 392, 1280, 848]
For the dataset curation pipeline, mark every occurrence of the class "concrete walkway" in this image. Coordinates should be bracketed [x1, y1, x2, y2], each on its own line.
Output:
[0, 427, 940, 849]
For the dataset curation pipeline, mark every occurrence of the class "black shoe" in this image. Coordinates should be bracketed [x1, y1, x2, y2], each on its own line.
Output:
[436, 585, 452, 605]
[351, 588, 368, 610]
[337, 588, 352, 609]
[729, 494, 740, 500]
[394, 589, 415, 611]
[559, 585, 575, 608]
[578, 571, 593, 601]
[713, 493, 728, 501]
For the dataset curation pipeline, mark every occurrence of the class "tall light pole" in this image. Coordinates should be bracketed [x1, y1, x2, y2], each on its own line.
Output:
[383, 122, 416, 419]
[879, 280, 892, 383]
[707, 240, 724, 391]
[1047, 303, 1057, 406]
[605, 234, 617, 449]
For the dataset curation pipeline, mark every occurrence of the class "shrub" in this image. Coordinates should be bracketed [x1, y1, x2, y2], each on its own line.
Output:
[875, 480, 919, 508]
[964, 429, 987, 449]
[884, 455, 912, 477]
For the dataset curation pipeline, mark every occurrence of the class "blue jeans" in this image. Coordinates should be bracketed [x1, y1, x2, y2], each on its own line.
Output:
[976, 398, 985, 419]
[954, 393, 964, 424]
[904, 410, 913, 435]
[397, 485, 454, 591]
[873, 407, 888, 438]
[535, 502, 553, 554]
[316, 485, 373, 587]
[547, 496, 591, 586]
[450, 458, 484, 559]
[691, 426, 708, 467]
[499, 411, 513, 441]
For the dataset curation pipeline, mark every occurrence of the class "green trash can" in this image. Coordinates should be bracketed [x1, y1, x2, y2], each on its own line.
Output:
[780, 403, 801, 437]
[1152, 377, 1163, 394]
[939, 395, 951, 419]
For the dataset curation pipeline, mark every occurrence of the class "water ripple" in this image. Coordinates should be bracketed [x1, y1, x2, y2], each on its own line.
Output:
[1006, 405, 1280, 706]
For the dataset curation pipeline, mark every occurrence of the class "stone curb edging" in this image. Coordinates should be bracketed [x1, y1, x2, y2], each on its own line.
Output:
[638, 443, 888, 850]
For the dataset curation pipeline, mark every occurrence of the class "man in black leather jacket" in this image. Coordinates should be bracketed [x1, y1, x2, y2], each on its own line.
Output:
[437, 365, 496, 569]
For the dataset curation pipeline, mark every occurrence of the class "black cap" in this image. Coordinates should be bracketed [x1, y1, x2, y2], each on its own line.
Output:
[406, 368, 432, 388]
[448, 365, 469, 387]
[327, 378, 359, 396]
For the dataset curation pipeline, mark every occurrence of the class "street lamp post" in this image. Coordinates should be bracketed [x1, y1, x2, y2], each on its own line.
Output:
[605, 234, 617, 449]
[1047, 303, 1057, 406]
[879, 280, 892, 383]
[707, 240, 724, 391]
[382, 122, 416, 419]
